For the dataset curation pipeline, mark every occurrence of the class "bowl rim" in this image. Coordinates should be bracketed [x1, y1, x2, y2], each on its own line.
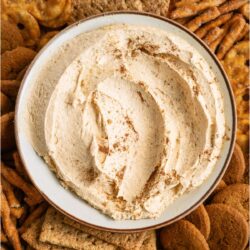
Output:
[15, 10, 236, 232]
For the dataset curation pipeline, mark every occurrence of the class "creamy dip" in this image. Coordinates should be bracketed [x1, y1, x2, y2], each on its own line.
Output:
[25, 24, 226, 220]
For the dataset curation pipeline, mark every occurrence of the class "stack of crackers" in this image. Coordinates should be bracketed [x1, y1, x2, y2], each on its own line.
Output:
[22, 207, 156, 250]
[1, 0, 249, 249]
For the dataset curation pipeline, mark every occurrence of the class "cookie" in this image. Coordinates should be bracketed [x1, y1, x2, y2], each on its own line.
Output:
[1, 20, 23, 54]
[1, 47, 36, 80]
[206, 204, 249, 250]
[223, 143, 246, 184]
[185, 204, 211, 239]
[211, 183, 249, 222]
[213, 179, 227, 194]
[160, 219, 209, 250]
[206, 180, 227, 203]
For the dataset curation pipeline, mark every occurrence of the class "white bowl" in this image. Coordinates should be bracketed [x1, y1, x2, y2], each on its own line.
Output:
[15, 12, 236, 232]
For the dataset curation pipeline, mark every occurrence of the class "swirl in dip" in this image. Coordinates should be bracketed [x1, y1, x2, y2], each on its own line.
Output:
[25, 24, 226, 220]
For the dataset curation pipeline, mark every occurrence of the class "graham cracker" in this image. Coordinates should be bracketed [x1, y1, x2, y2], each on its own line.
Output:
[21, 217, 71, 250]
[63, 216, 149, 250]
[40, 207, 117, 250]
[68, 0, 170, 24]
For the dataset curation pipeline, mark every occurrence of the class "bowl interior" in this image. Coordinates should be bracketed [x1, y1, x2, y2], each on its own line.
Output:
[15, 12, 235, 231]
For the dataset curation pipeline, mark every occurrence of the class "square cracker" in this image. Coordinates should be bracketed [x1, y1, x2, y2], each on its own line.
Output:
[21, 217, 71, 250]
[68, 0, 170, 24]
[63, 216, 149, 250]
[40, 207, 117, 250]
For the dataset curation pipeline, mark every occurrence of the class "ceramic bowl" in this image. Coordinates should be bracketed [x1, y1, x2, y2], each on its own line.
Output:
[15, 12, 236, 232]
